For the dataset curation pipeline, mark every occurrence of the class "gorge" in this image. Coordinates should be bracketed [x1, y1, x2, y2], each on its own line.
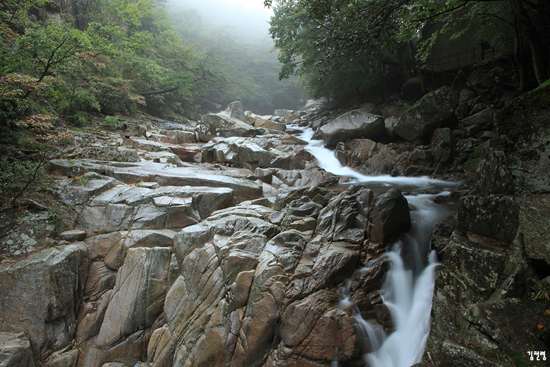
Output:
[2, 73, 550, 367]
[2, 0, 550, 365]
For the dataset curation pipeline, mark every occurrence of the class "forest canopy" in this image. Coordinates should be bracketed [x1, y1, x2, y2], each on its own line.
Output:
[265, 0, 550, 101]
[0, 0, 302, 208]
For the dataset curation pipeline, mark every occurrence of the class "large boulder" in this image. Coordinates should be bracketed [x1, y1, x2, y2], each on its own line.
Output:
[368, 188, 411, 245]
[79, 247, 171, 367]
[222, 101, 247, 122]
[198, 113, 254, 142]
[394, 86, 459, 142]
[318, 110, 385, 147]
[198, 102, 254, 141]
[253, 116, 286, 131]
[334, 139, 416, 176]
[316, 185, 374, 245]
[335, 139, 377, 167]
[496, 80, 550, 266]
[0, 333, 35, 367]
[201, 135, 313, 170]
[246, 111, 287, 131]
[0, 245, 88, 360]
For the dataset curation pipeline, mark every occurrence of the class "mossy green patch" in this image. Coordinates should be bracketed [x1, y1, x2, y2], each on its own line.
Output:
[501, 343, 530, 367]
[463, 145, 485, 172]
[495, 78, 550, 154]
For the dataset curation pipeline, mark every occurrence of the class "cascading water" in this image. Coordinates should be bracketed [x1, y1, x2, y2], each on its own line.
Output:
[361, 195, 454, 367]
[295, 126, 458, 367]
[297, 127, 453, 190]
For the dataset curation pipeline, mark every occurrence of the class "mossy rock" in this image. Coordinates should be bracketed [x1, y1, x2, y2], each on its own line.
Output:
[496, 78, 550, 156]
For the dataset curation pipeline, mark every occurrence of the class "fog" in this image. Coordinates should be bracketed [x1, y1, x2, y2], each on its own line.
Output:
[163, 0, 305, 114]
[166, 0, 273, 44]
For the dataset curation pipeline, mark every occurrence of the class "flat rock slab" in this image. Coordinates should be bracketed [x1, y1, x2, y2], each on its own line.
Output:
[125, 138, 172, 152]
[77, 185, 235, 234]
[46, 159, 261, 201]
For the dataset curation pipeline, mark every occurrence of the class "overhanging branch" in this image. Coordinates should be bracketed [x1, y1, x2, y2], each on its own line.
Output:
[137, 85, 180, 96]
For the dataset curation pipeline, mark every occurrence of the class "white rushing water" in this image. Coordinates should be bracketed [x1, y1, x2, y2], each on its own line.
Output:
[297, 127, 452, 190]
[295, 126, 457, 367]
[362, 195, 453, 367]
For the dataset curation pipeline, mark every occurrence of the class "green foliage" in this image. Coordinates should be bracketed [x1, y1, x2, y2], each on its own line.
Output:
[163, 3, 305, 115]
[529, 280, 550, 305]
[48, 207, 67, 237]
[268, 0, 412, 101]
[0, 155, 49, 209]
[104, 115, 119, 130]
[268, 0, 549, 100]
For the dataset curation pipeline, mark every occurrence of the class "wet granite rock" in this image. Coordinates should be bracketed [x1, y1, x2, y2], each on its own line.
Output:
[76, 185, 234, 234]
[394, 86, 459, 142]
[44, 348, 79, 367]
[287, 196, 322, 217]
[277, 290, 358, 364]
[319, 110, 385, 147]
[461, 108, 494, 129]
[274, 186, 333, 211]
[368, 188, 411, 245]
[59, 230, 88, 242]
[0, 245, 88, 360]
[46, 160, 262, 202]
[84, 261, 117, 300]
[201, 135, 313, 171]
[421, 231, 547, 367]
[0, 333, 35, 367]
[59, 173, 120, 213]
[197, 111, 255, 142]
[458, 195, 519, 244]
[316, 186, 374, 245]
[79, 247, 171, 367]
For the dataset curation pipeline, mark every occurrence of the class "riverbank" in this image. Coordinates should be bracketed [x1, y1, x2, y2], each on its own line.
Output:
[1, 75, 549, 367]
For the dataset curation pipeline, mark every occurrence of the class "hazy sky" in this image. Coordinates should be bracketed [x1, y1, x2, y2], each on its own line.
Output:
[167, 0, 274, 42]
[221, 0, 272, 14]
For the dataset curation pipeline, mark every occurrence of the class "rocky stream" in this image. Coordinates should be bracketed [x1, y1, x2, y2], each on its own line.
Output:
[1, 73, 550, 367]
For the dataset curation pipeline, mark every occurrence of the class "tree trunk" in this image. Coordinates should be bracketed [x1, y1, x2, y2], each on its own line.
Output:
[513, 15, 526, 91]
[510, 0, 548, 85]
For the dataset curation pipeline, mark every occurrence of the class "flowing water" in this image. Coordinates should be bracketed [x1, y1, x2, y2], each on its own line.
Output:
[295, 127, 458, 367]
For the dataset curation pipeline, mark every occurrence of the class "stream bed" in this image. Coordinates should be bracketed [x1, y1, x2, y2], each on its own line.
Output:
[296, 126, 458, 366]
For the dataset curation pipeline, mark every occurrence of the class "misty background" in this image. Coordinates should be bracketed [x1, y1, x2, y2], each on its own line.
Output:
[164, 0, 306, 115]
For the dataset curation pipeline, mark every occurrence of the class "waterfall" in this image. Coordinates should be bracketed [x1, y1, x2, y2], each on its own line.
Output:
[296, 127, 457, 367]
[362, 195, 453, 367]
